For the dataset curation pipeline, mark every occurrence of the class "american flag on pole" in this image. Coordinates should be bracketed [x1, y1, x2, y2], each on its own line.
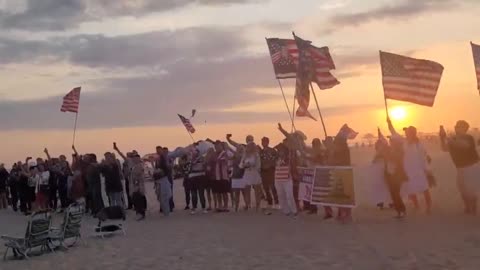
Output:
[266, 37, 340, 89]
[266, 38, 297, 79]
[178, 114, 196, 134]
[308, 45, 340, 90]
[337, 124, 358, 140]
[310, 167, 355, 207]
[471, 42, 480, 91]
[60, 87, 81, 113]
[380, 51, 444, 107]
[294, 34, 317, 120]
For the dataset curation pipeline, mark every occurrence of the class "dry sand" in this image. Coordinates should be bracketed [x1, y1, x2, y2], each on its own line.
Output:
[1, 143, 480, 270]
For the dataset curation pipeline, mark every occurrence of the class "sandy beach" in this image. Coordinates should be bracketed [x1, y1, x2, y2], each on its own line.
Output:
[1, 144, 480, 270]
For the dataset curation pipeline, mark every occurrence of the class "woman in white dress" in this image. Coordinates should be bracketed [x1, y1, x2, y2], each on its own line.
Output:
[231, 145, 247, 211]
[388, 119, 432, 213]
[369, 140, 392, 207]
[240, 142, 262, 211]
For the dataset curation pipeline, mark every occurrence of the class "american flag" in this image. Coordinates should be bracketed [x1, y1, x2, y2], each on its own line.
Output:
[178, 114, 195, 134]
[294, 34, 317, 120]
[471, 42, 480, 91]
[311, 167, 334, 203]
[266, 37, 340, 89]
[311, 167, 355, 207]
[60, 87, 81, 113]
[274, 165, 290, 181]
[337, 124, 358, 140]
[380, 51, 444, 107]
[266, 38, 298, 79]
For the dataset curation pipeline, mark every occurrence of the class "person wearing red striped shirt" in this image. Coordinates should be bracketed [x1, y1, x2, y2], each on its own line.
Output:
[214, 141, 230, 212]
[274, 143, 298, 218]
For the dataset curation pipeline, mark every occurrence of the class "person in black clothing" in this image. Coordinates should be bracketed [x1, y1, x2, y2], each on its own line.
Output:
[86, 154, 104, 216]
[0, 164, 9, 209]
[260, 137, 279, 212]
[384, 137, 407, 218]
[324, 130, 353, 222]
[8, 164, 20, 211]
[58, 155, 71, 209]
[47, 159, 60, 211]
[16, 162, 31, 214]
[179, 155, 192, 210]
[101, 152, 124, 207]
[440, 120, 480, 215]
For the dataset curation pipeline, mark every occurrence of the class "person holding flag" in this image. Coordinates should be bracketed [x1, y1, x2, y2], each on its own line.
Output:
[387, 118, 432, 214]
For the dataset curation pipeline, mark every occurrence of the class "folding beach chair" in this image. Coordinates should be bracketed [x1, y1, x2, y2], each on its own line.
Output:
[94, 206, 126, 238]
[49, 202, 85, 249]
[1, 210, 53, 260]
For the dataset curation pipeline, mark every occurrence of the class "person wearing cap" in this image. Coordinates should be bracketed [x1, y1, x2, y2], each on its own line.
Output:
[388, 118, 432, 213]
[440, 120, 480, 215]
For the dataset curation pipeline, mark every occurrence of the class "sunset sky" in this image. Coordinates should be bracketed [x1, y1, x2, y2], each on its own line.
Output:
[0, 0, 479, 164]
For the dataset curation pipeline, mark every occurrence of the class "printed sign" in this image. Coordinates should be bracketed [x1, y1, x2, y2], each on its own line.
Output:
[310, 166, 355, 208]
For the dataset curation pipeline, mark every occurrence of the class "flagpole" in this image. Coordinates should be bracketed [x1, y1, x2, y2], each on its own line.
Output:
[383, 94, 390, 119]
[276, 79, 296, 132]
[309, 83, 328, 139]
[380, 50, 390, 120]
[72, 112, 79, 146]
[292, 31, 298, 133]
[187, 130, 196, 144]
[265, 37, 297, 132]
[291, 93, 296, 133]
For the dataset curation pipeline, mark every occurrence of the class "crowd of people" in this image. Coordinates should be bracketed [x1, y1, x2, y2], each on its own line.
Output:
[0, 119, 479, 222]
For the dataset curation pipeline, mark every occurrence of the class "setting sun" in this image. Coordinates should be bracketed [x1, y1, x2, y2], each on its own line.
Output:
[390, 107, 407, 121]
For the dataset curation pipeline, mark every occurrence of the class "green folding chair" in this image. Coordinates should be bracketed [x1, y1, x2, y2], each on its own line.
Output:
[2, 210, 53, 260]
[49, 203, 85, 249]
